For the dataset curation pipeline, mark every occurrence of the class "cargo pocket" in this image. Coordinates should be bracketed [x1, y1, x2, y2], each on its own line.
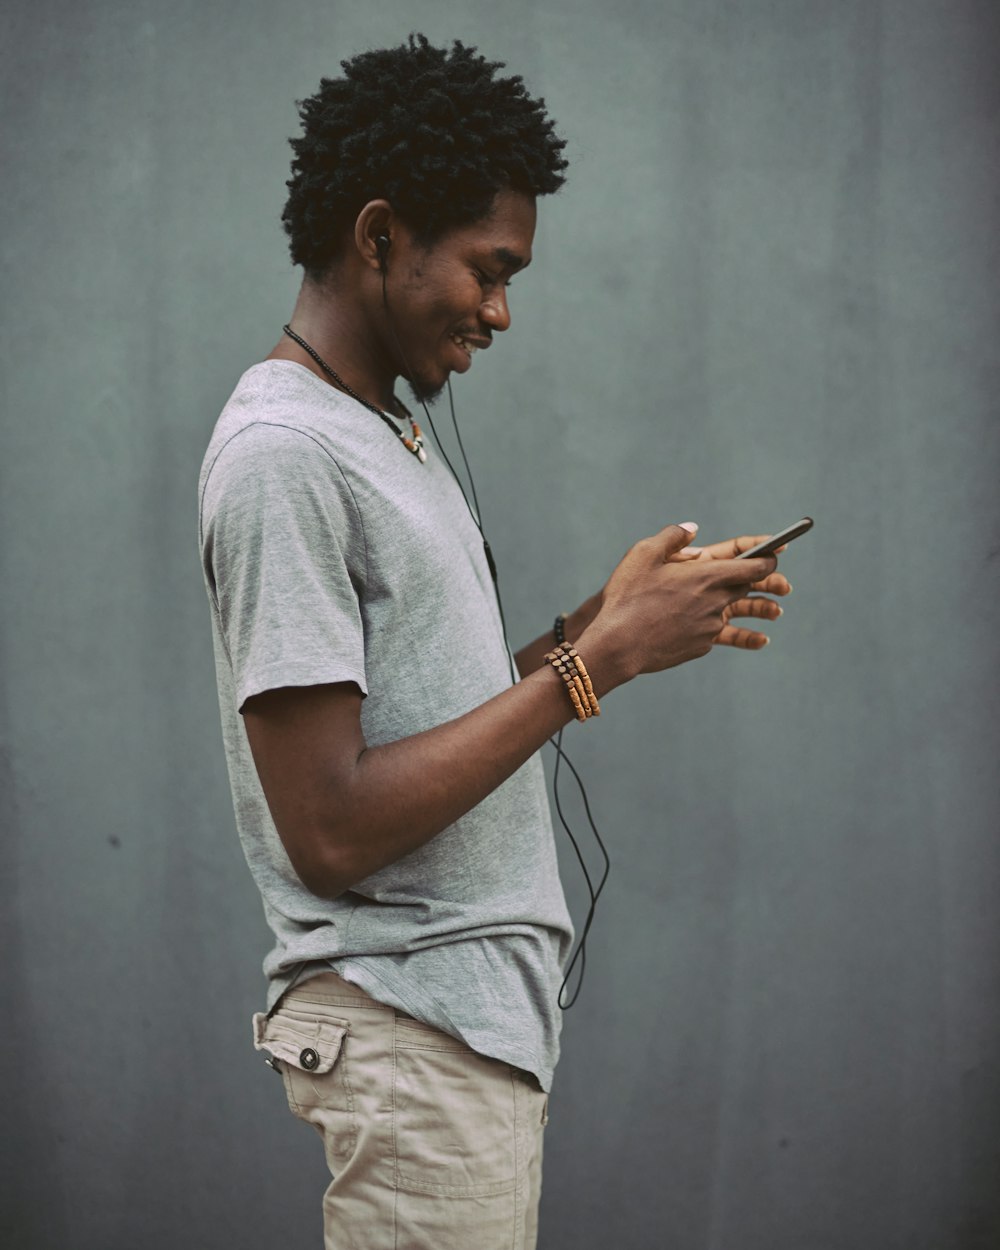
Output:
[253, 1005, 358, 1165]
[392, 1017, 518, 1199]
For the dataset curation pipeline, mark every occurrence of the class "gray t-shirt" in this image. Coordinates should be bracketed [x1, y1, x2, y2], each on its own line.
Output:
[199, 360, 573, 1090]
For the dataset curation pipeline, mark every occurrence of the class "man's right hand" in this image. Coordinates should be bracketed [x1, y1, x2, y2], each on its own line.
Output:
[578, 522, 778, 689]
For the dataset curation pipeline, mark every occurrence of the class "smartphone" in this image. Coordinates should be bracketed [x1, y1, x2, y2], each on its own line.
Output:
[736, 517, 814, 559]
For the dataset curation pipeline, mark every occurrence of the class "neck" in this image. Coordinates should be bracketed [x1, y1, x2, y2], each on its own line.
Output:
[268, 274, 397, 410]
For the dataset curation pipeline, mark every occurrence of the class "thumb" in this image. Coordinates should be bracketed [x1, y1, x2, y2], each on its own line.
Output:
[657, 521, 700, 561]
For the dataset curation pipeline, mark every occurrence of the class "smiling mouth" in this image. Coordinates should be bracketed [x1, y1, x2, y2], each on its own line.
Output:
[451, 333, 489, 357]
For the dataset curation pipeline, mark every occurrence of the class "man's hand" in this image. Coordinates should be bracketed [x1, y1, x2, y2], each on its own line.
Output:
[670, 533, 792, 651]
[578, 524, 778, 684]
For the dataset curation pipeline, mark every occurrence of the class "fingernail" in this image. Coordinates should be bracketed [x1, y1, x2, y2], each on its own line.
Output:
[776, 606, 783, 616]
[680, 521, 698, 534]
[685, 546, 704, 555]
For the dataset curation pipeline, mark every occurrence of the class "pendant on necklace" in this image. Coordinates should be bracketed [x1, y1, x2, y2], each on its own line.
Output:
[400, 419, 428, 462]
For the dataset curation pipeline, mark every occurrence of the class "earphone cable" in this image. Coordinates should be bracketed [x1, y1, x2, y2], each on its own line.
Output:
[380, 268, 610, 1008]
[550, 727, 611, 1008]
[446, 380, 484, 524]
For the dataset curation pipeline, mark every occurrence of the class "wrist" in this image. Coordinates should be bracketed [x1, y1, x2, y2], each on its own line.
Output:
[574, 616, 636, 698]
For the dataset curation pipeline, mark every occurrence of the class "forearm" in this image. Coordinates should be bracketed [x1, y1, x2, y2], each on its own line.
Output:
[246, 597, 623, 903]
[344, 622, 630, 881]
[323, 670, 573, 891]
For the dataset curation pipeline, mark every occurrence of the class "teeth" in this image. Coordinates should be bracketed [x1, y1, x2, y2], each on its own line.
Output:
[452, 335, 477, 354]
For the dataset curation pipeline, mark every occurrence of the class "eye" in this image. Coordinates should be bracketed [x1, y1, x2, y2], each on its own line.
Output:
[473, 269, 512, 290]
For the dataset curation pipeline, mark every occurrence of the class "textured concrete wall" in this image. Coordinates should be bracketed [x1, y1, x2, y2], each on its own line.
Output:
[3, 2, 998, 1247]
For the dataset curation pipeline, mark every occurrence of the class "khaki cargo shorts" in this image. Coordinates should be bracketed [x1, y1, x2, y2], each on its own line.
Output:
[254, 971, 548, 1249]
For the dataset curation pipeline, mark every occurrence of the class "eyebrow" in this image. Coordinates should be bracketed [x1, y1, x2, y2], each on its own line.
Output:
[492, 247, 531, 272]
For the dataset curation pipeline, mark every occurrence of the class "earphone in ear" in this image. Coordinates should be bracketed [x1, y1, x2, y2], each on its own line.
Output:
[375, 234, 391, 269]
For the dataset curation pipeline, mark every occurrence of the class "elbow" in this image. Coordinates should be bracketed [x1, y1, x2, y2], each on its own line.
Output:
[297, 864, 352, 903]
[285, 821, 362, 901]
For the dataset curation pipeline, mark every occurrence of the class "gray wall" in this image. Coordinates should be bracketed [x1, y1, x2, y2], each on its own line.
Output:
[3, 1, 998, 1247]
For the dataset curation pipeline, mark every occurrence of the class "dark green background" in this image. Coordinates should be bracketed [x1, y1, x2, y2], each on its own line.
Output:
[3, 1, 998, 1247]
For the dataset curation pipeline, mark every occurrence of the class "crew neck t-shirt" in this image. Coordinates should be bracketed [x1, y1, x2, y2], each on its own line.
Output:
[199, 360, 573, 1090]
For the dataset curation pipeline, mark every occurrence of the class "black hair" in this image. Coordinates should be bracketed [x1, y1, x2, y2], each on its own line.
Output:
[282, 34, 568, 278]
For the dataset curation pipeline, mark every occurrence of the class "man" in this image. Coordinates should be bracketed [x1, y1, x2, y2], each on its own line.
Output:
[199, 34, 788, 1250]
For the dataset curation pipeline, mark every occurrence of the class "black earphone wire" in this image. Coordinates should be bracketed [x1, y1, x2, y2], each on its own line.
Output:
[442, 378, 611, 1005]
[378, 257, 610, 1008]
[550, 725, 611, 1008]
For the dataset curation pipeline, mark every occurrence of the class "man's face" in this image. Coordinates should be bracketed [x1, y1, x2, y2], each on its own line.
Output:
[384, 188, 537, 403]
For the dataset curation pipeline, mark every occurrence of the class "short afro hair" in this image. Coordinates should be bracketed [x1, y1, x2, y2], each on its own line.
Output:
[282, 34, 568, 278]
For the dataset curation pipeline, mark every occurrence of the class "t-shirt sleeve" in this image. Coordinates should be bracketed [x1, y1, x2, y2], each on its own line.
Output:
[200, 422, 368, 710]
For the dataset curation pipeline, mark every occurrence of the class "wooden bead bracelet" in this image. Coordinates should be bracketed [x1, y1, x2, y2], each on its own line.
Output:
[545, 643, 601, 722]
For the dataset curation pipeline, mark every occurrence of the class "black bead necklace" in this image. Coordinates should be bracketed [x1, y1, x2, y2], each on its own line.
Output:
[281, 324, 427, 462]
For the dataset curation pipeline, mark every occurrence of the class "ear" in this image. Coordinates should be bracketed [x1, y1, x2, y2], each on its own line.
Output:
[354, 200, 395, 271]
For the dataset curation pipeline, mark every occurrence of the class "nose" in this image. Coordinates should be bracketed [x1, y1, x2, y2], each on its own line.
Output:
[479, 288, 511, 333]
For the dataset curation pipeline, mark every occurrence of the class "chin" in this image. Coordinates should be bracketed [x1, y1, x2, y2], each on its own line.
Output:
[406, 374, 446, 406]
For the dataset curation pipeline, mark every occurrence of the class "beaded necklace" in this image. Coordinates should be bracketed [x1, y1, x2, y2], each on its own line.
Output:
[281, 324, 427, 462]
